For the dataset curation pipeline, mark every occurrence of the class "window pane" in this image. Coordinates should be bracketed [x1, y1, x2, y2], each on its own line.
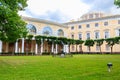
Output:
[95, 23, 99, 27]
[86, 33, 90, 39]
[104, 31, 109, 38]
[95, 32, 99, 39]
[86, 24, 90, 28]
[79, 25, 82, 29]
[79, 33, 82, 40]
[71, 26, 74, 30]
[104, 22, 108, 26]
[71, 34, 74, 39]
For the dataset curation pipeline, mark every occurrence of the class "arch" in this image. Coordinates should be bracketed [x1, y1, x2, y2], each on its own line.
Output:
[57, 29, 64, 37]
[42, 26, 53, 36]
[26, 24, 37, 34]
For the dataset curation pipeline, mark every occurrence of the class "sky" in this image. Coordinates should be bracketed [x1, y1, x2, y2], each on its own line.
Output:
[18, 0, 120, 23]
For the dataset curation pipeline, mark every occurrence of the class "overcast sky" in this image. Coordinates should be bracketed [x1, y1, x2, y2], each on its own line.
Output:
[18, 0, 120, 23]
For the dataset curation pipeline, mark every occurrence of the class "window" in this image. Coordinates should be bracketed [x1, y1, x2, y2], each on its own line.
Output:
[71, 34, 74, 39]
[95, 32, 100, 39]
[42, 27, 52, 36]
[95, 23, 99, 27]
[96, 45, 100, 51]
[87, 46, 90, 51]
[116, 29, 120, 36]
[79, 33, 82, 40]
[104, 31, 109, 39]
[118, 29, 120, 36]
[106, 44, 110, 51]
[58, 29, 64, 37]
[71, 26, 74, 30]
[95, 14, 99, 18]
[86, 32, 90, 39]
[78, 25, 82, 29]
[118, 20, 120, 24]
[89, 14, 93, 19]
[86, 24, 90, 28]
[26, 24, 37, 35]
[72, 45, 74, 51]
[104, 22, 108, 26]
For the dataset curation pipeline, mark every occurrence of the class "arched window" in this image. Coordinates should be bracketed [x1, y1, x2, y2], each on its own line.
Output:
[58, 29, 64, 37]
[42, 27, 52, 36]
[26, 24, 37, 34]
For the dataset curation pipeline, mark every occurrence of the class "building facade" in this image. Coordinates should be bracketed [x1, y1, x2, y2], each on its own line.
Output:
[65, 12, 120, 53]
[1, 12, 120, 54]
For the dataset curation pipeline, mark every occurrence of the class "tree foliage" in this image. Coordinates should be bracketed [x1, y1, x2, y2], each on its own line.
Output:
[114, 0, 120, 7]
[0, 0, 28, 43]
[84, 39, 94, 52]
[105, 38, 117, 53]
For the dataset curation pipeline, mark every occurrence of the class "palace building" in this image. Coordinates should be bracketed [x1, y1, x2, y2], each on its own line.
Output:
[0, 12, 120, 54]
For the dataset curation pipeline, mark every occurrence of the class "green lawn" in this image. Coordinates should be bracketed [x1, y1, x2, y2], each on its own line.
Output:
[0, 55, 120, 80]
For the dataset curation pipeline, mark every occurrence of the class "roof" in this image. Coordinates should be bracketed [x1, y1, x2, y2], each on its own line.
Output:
[22, 16, 68, 28]
[64, 15, 120, 25]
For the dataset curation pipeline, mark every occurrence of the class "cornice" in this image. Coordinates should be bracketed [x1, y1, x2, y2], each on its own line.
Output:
[64, 15, 120, 25]
[22, 16, 68, 28]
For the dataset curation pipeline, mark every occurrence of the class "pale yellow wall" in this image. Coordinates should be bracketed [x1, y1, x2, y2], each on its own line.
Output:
[68, 18, 120, 52]
[25, 20, 68, 38]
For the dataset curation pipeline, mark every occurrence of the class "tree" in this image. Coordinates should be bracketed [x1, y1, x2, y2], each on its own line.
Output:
[115, 36, 120, 44]
[48, 36, 57, 53]
[0, 0, 28, 52]
[114, 0, 120, 7]
[105, 38, 117, 54]
[26, 35, 33, 55]
[35, 35, 42, 54]
[94, 39, 104, 54]
[84, 39, 94, 53]
[75, 40, 84, 53]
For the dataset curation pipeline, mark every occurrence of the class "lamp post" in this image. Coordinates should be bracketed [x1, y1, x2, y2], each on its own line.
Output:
[107, 63, 113, 72]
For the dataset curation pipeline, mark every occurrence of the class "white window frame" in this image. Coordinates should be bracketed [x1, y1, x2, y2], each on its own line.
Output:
[94, 31, 100, 39]
[104, 31, 110, 39]
[78, 33, 82, 40]
[86, 32, 90, 39]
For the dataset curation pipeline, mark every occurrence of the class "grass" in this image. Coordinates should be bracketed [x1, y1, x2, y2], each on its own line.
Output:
[0, 55, 120, 80]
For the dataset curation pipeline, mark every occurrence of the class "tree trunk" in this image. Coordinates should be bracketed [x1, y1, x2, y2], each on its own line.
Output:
[89, 46, 91, 54]
[68, 44, 70, 53]
[111, 46, 113, 54]
[5, 42, 9, 53]
[79, 44, 83, 53]
[99, 46, 102, 54]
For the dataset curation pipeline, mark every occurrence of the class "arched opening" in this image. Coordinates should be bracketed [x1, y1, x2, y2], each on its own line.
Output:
[57, 29, 64, 37]
[42, 26, 53, 36]
[26, 24, 37, 35]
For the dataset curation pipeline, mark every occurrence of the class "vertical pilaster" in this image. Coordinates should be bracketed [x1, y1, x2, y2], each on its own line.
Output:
[55, 44, 58, 54]
[22, 38, 24, 53]
[41, 39, 43, 55]
[52, 42, 54, 53]
[15, 40, 18, 53]
[0, 40, 2, 53]
[35, 43, 38, 54]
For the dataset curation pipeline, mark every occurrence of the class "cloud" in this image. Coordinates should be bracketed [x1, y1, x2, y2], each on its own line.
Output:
[19, 0, 119, 22]
[19, 0, 91, 22]
[81, 0, 118, 13]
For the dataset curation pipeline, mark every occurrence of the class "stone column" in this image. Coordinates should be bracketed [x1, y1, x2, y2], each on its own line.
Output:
[55, 44, 58, 54]
[22, 38, 24, 53]
[66, 45, 69, 53]
[63, 45, 69, 54]
[41, 39, 43, 55]
[15, 40, 18, 53]
[51, 42, 54, 53]
[0, 40, 2, 53]
[35, 43, 38, 54]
